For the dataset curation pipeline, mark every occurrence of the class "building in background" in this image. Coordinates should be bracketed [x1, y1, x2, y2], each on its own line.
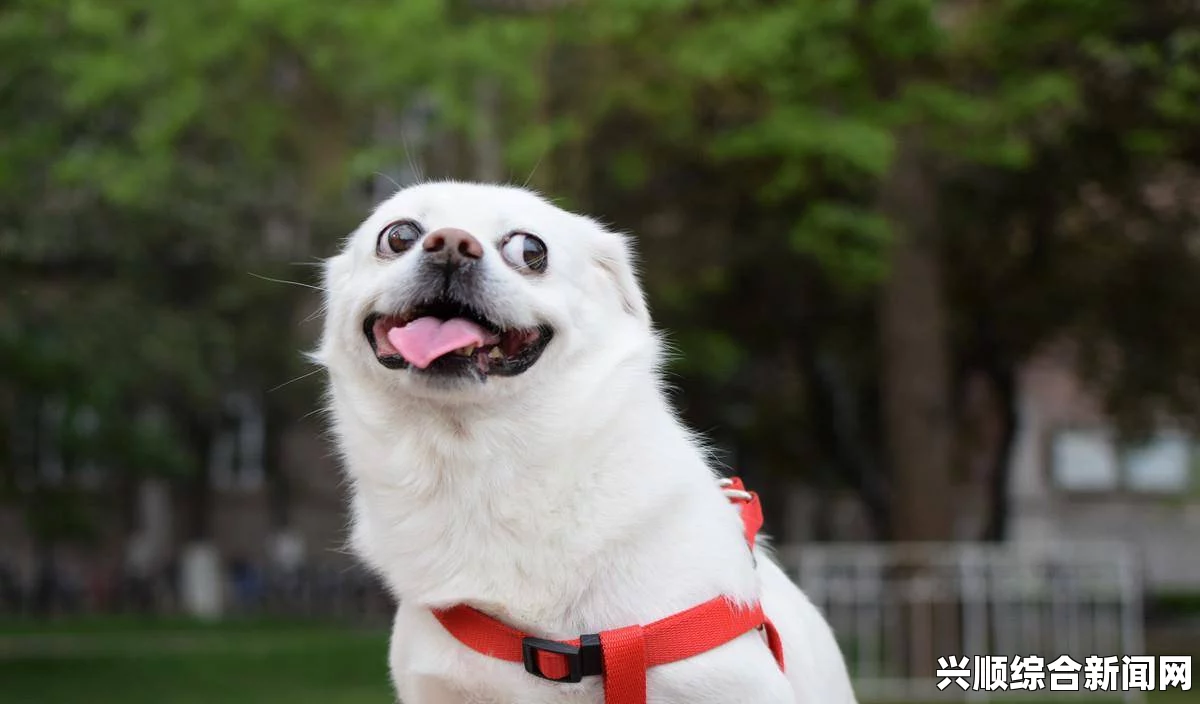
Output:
[1010, 349, 1200, 593]
[3, 346, 1200, 616]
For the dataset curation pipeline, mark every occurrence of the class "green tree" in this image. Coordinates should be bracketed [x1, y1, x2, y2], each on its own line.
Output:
[528, 0, 1200, 539]
[3, 0, 1199, 558]
[0, 0, 549, 550]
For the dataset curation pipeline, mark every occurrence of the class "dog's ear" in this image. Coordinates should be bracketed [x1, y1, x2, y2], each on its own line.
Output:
[593, 230, 650, 324]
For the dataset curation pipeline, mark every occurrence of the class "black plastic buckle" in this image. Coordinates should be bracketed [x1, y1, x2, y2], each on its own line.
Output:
[521, 633, 603, 683]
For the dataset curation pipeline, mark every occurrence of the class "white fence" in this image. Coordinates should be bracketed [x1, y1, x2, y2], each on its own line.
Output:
[778, 542, 1144, 703]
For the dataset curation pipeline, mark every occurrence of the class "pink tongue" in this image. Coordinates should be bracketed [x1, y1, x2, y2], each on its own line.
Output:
[386, 317, 490, 369]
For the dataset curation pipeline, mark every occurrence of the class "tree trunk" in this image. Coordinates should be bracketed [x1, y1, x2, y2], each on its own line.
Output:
[878, 136, 959, 678]
[878, 136, 955, 542]
[981, 362, 1018, 541]
[181, 410, 214, 543]
[797, 332, 891, 539]
[263, 401, 290, 531]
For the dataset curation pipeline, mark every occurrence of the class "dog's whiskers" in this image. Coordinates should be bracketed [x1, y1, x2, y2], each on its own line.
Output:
[400, 125, 424, 185]
[268, 367, 324, 393]
[374, 171, 402, 192]
[302, 302, 329, 323]
[522, 148, 547, 189]
[249, 272, 327, 292]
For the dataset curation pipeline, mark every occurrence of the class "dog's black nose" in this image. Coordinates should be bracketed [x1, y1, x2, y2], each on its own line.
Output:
[423, 228, 484, 264]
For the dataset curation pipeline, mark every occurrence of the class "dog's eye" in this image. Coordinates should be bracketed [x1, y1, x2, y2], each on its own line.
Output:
[377, 220, 423, 257]
[500, 232, 548, 273]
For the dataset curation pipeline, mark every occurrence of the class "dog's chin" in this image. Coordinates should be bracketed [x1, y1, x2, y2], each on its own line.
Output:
[362, 297, 555, 386]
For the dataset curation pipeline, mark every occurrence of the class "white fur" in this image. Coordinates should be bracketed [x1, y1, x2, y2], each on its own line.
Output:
[317, 182, 858, 704]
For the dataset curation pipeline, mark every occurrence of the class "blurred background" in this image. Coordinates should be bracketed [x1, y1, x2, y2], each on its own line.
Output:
[2, 0, 1199, 702]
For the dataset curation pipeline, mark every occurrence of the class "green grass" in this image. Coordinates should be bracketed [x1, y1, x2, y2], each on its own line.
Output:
[0, 618, 1195, 703]
[0, 617, 394, 704]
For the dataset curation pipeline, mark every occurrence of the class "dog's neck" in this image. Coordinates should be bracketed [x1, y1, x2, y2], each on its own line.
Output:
[332, 344, 758, 635]
[339, 351, 688, 513]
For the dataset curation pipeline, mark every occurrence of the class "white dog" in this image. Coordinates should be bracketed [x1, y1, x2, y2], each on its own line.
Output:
[316, 181, 857, 704]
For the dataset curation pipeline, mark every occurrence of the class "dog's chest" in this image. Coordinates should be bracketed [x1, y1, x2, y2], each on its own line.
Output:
[356, 483, 603, 620]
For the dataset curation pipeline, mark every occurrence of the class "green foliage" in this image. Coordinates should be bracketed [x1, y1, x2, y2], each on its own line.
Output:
[3, 0, 1200, 542]
[669, 330, 745, 383]
[791, 205, 891, 290]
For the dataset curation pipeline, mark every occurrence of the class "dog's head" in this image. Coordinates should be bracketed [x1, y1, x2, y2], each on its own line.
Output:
[317, 182, 653, 407]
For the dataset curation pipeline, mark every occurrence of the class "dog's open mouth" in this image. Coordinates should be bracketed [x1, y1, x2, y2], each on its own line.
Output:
[364, 298, 553, 378]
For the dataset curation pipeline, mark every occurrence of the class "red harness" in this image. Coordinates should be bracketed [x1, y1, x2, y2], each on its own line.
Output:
[431, 477, 786, 704]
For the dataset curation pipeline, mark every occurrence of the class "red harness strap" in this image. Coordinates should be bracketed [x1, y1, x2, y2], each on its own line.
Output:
[431, 477, 785, 704]
[724, 476, 765, 550]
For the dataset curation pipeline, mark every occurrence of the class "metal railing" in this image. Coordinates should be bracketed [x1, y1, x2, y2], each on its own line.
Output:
[777, 542, 1145, 703]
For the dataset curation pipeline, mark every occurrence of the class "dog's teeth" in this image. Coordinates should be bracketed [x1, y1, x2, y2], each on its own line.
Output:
[459, 345, 477, 356]
[488, 347, 503, 359]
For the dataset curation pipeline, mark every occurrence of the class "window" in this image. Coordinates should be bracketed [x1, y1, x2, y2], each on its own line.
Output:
[1051, 427, 1195, 494]
[9, 397, 104, 489]
[1052, 429, 1119, 492]
[209, 391, 265, 491]
[36, 398, 66, 486]
[73, 407, 103, 489]
[1124, 432, 1191, 493]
